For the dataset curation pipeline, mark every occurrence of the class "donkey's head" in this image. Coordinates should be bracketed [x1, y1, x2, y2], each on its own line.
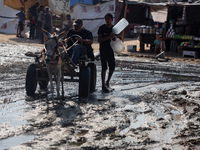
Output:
[42, 29, 67, 63]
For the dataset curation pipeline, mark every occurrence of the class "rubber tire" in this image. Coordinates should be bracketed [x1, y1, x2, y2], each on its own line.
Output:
[88, 63, 97, 92]
[25, 64, 37, 96]
[79, 66, 91, 98]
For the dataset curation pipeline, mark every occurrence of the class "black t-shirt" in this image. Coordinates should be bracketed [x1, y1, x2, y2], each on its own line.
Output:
[66, 28, 93, 49]
[66, 28, 94, 59]
[28, 5, 38, 19]
[97, 24, 113, 51]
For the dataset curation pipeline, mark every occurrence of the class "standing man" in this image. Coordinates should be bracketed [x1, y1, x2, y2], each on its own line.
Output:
[28, 2, 39, 39]
[16, 7, 25, 38]
[28, 2, 39, 20]
[97, 13, 115, 93]
[42, 6, 52, 43]
[36, 5, 44, 40]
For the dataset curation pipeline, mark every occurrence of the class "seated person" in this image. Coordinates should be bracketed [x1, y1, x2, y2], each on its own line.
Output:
[154, 34, 161, 55]
[155, 35, 166, 59]
[64, 19, 94, 67]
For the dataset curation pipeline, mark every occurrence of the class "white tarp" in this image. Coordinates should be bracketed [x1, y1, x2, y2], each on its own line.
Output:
[0, 0, 18, 34]
[71, 1, 115, 37]
[150, 6, 168, 23]
[48, 0, 70, 15]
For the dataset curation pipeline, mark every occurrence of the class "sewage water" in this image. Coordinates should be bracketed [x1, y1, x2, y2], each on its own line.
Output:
[0, 134, 35, 150]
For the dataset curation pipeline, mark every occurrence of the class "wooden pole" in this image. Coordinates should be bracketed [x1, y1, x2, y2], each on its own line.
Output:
[121, 3, 127, 42]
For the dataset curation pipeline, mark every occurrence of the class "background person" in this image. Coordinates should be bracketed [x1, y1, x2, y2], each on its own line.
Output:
[30, 16, 37, 39]
[97, 13, 116, 93]
[28, 2, 39, 20]
[16, 7, 24, 38]
[155, 35, 166, 59]
[28, 2, 39, 39]
[62, 14, 73, 30]
[42, 6, 52, 43]
[36, 5, 44, 40]
[154, 34, 161, 55]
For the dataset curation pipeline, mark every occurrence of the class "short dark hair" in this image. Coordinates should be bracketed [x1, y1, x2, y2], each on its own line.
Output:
[35, 2, 39, 7]
[105, 13, 113, 19]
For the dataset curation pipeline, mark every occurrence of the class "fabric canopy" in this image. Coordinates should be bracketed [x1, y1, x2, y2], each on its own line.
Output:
[3, 0, 48, 11]
[71, 1, 115, 37]
[0, 0, 19, 34]
[150, 6, 168, 23]
[48, 0, 70, 15]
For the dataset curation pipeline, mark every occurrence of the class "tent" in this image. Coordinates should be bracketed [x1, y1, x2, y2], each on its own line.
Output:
[70, 0, 115, 37]
[0, 0, 19, 34]
[1, 0, 115, 36]
[118, 0, 200, 24]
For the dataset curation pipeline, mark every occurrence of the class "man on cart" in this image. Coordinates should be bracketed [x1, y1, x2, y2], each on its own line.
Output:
[64, 19, 94, 69]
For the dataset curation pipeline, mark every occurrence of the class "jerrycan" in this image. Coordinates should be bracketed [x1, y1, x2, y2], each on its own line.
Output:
[110, 36, 125, 54]
[112, 18, 129, 34]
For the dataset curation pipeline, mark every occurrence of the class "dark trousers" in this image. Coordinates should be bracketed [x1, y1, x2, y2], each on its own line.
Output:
[36, 21, 42, 39]
[30, 24, 36, 39]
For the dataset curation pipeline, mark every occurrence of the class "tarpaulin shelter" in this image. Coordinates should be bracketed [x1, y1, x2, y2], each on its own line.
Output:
[0, 0, 19, 34]
[119, 0, 200, 24]
[118, 0, 169, 25]
[3, 0, 71, 15]
[118, 0, 200, 40]
[71, 0, 115, 37]
[3, 0, 48, 11]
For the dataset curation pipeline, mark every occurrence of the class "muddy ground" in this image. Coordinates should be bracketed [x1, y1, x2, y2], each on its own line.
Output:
[0, 42, 200, 150]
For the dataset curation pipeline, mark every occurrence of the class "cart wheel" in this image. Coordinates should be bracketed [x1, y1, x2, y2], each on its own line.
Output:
[88, 63, 96, 92]
[79, 66, 91, 98]
[38, 71, 49, 90]
[25, 64, 37, 96]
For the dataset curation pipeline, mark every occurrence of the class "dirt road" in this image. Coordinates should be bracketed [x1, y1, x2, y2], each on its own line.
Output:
[0, 40, 200, 149]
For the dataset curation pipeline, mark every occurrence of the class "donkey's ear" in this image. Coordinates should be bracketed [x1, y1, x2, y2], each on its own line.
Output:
[42, 28, 52, 38]
[57, 29, 69, 39]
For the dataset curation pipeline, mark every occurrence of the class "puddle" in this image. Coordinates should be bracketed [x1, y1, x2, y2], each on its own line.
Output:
[163, 73, 200, 82]
[120, 114, 146, 135]
[0, 134, 35, 150]
[0, 100, 27, 126]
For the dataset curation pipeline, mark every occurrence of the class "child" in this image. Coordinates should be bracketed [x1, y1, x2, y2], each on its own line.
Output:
[97, 13, 115, 93]
[154, 34, 161, 55]
[155, 35, 166, 59]
[30, 16, 37, 39]
[16, 7, 25, 38]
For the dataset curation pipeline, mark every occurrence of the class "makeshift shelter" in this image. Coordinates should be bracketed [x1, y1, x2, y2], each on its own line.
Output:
[70, 0, 115, 37]
[3, 0, 71, 15]
[0, 0, 19, 34]
[118, 0, 200, 55]
[3, 0, 48, 11]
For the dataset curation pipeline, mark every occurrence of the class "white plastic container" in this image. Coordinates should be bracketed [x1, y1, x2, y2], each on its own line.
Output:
[112, 18, 129, 34]
[110, 37, 125, 54]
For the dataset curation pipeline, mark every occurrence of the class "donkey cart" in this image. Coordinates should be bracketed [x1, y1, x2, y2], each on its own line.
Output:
[25, 51, 97, 99]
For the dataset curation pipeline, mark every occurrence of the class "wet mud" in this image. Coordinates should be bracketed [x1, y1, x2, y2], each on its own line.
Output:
[0, 43, 200, 150]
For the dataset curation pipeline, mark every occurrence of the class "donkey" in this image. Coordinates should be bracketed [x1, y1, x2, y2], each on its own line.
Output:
[42, 29, 68, 104]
